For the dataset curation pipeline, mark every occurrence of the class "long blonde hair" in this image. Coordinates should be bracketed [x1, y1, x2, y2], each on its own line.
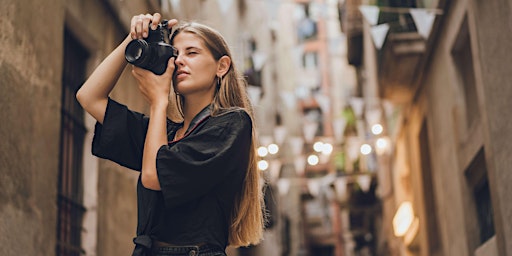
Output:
[170, 22, 265, 247]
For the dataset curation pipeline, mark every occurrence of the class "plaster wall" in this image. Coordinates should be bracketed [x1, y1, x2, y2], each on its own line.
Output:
[398, 0, 512, 255]
[65, 1, 154, 254]
[410, 2, 475, 255]
[0, 0, 162, 255]
[0, 1, 64, 255]
[468, 0, 512, 255]
[0, 0, 287, 255]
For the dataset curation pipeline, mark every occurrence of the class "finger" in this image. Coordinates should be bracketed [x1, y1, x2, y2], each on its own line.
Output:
[151, 13, 162, 29]
[130, 16, 140, 39]
[132, 65, 149, 80]
[131, 69, 141, 84]
[165, 57, 176, 76]
[142, 14, 152, 38]
[131, 65, 142, 79]
[132, 65, 152, 77]
[135, 15, 145, 39]
[167, 19, 178, 29]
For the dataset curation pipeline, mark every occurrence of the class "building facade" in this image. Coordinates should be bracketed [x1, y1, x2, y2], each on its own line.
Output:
[340, 0, 512, 255]
[6, 0, 510, 255]
[0, 0, 277, 255]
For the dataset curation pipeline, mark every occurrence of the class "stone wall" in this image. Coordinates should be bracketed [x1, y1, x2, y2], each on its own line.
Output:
[469, 0, 512, 254]
[382, 0, 512, 255]
[0, 0, 64, 255]
[0, 0, 158, 255]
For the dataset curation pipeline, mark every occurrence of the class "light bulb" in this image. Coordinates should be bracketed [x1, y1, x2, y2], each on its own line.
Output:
[307, 155, 319, 166]
[268, 143, 279, 154]
[257, 146, 268, 157]
[371, 124, 383, 135]
[360, 144, 372, 155]
[258, 160, 269, 171]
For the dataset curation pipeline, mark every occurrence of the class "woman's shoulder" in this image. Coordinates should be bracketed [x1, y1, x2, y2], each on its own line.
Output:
[210, 107, 252, 126]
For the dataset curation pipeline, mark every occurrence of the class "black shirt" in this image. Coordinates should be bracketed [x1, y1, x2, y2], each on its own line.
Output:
[91, 98, 252, 255]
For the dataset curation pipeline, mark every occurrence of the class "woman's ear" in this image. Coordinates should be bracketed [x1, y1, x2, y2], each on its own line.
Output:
[217, 56, 231, 77]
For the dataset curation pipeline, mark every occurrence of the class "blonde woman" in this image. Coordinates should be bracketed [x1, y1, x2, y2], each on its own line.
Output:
[77, 13, 265, 256]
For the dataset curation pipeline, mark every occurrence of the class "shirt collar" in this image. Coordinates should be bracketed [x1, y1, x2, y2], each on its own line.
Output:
[184, 104, 212, 134]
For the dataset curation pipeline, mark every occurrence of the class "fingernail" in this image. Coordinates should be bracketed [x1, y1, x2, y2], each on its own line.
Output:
[143, 32, 147, 37]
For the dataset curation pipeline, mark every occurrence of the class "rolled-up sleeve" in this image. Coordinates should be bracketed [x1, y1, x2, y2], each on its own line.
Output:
[91, 98, 149, 171]
[156, 111, 252, 209]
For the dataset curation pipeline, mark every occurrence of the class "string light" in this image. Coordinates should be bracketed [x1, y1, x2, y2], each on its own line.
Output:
[313, 141, 333, 155]
[360, 144, 372, 155]
[313, 141, 324, 152]
[321, 143, 333, 155]
[268, 143, 279, 154]
[257, 146, 268, 157]
[258, 160, 269, 171]
[371, 124, 383, 135]
[376, 137, 388, 149]
[375, 137, 391, 155]
[307, 154, 319, 166]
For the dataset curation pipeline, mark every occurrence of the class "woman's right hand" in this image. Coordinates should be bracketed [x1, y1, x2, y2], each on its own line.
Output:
[130, 13, 178, 39]
[76, 13, 178, 125]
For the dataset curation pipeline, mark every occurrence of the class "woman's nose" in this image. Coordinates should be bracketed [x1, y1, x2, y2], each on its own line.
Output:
[174, 54, 184, 65]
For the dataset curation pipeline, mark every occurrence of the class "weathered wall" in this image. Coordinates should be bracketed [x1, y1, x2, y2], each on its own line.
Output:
[0, 0, 282, 255]
[0, 0, 64, 255]
[397, 0, 512, 255]
[469, 0, 512, 255]
[65, 1, 156, 255]
[0, 0, 154, 255]
[422, 7, 472, 253]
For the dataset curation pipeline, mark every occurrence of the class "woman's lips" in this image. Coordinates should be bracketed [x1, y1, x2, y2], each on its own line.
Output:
[175, 71, 189, 80]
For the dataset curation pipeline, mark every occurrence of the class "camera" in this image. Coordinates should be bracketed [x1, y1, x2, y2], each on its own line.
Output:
[125, 20, 177, 75]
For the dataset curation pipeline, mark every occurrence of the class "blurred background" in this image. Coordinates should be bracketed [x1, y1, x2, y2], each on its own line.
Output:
[1, 0, 512, 255]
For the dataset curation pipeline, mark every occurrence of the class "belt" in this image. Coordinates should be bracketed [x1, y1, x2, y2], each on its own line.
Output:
[151, 241, 222, 256]
[153, 240, 196, 248]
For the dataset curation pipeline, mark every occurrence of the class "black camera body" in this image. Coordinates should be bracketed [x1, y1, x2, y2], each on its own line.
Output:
[125, 20, 177, 75]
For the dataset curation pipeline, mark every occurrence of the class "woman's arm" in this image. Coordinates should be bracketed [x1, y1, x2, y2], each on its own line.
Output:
[76, 35, 131, 124]
[128, 14, 177, 190]
[76, 12, 169, 124]
[79, 12, 177, 189]
[132, 57, 175, 190]
[140, 101, 168, 190]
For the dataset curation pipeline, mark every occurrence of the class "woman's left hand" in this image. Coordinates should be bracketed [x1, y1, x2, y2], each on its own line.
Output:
[131, 57, 175, 107]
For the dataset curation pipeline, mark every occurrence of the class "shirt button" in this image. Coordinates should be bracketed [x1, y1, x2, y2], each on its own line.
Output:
[189, 250, 197, 256]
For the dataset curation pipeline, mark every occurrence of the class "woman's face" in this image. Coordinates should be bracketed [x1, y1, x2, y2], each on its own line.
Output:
[172, 32, 218, 98]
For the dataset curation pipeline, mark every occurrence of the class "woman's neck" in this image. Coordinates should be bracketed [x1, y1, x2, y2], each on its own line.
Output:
[181, 95, 213, 129]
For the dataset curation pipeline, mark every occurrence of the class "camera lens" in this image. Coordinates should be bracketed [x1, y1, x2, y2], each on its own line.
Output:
[125, 40, 151, 66]
[133, 48, 142, 59]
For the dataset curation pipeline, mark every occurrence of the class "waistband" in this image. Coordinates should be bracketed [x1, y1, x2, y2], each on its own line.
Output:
[151, 242, 224, 256]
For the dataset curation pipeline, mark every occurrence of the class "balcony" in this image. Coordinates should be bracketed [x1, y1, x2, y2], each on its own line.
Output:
[378, 31, 426, 104]
[375, 0, 447, 104]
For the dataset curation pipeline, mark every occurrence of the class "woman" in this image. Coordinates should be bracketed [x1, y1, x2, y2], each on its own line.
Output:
[76, 13, 265, 256]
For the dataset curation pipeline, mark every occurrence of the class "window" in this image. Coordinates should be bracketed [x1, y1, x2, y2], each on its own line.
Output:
[474, 180, 494, 243]
[303, 107, 323, 137]
[465, 148, 495, 244]
[303, 51, 318, 70]
[56, 29, 89, 256]
[452, 16, 479, 128]
[296, 3, 318, 41]
[243, 38, 262, 87]
[419, 121, 442, 254]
